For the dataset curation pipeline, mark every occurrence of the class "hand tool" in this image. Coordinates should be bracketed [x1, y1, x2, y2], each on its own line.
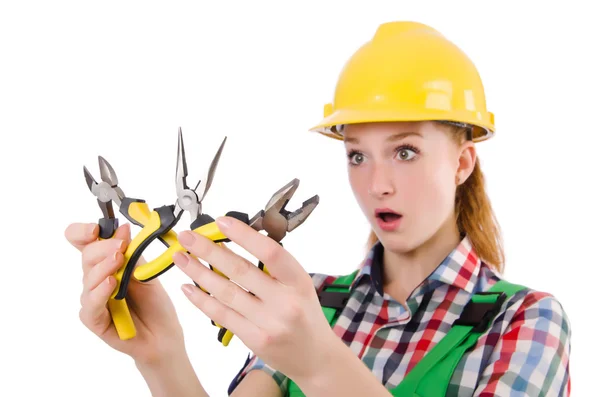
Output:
[83, 127, 227, 339]
[84, 156, 178, 340]
[216, 178, 320, 346]
[134, 177, 320, 346]
[132, 128, 248, 284]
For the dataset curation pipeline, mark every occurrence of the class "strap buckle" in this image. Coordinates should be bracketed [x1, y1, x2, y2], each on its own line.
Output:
[453, 292, 508, 333]
[317, 284, 352, 311]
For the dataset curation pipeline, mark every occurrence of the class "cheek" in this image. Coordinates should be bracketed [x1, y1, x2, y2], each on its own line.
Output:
[396, 165, 433, 204]
[403, 161, 455, 210]
[422, 160, 456, 208]
[348, 169, 367, 202]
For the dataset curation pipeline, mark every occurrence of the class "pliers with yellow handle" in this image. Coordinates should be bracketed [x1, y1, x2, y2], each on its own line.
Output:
[132, 128, 247, 285]
[84, 155, 179, 340]
[134, 177, 320, 347]
[83, 127, 227, 340]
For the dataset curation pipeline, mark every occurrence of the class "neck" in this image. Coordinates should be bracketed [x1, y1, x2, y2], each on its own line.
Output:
[382, 215, 461, 306]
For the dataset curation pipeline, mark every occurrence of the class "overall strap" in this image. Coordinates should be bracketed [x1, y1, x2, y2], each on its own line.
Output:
[391, 280, 527, 396]
[317, 270, 358, 325]
[287, 270, 358, 397]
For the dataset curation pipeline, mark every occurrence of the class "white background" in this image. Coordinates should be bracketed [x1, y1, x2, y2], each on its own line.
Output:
[1, 1, 597, 395]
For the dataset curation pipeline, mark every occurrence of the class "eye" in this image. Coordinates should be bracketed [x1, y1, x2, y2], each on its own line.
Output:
[395, 145, 419, 161]
[347, 150, 365, 165]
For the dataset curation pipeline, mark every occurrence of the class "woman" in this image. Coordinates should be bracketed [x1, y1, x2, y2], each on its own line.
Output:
[65, 21, 571, 396]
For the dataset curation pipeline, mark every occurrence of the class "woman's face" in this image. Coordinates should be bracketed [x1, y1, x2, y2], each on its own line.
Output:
[343, 121, 474, 253]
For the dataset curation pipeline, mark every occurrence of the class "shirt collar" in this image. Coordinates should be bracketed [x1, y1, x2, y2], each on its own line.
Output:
[350, 234, 482, 296]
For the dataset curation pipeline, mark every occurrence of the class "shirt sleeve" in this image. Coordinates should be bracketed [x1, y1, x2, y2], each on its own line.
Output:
[473, 291, 572, 396]
[227, 352, 289, 395]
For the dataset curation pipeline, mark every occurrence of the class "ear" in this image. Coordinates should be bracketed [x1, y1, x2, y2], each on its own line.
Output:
[455, 141, 477, 185]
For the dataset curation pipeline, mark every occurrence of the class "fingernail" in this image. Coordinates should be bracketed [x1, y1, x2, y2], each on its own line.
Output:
[178, 231, 196, 246]
[114, 239, 125, 250]
[182, 284, 195, 296]
[173, 251, 189, 267]
[113, 251, 119, 261]
[216, 216, 231, 229]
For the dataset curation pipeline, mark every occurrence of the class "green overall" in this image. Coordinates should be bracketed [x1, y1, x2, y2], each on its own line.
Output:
[286, 270, 526, 396]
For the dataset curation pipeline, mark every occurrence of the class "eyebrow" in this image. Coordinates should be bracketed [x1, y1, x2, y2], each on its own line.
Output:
[343, 131, 422, 144]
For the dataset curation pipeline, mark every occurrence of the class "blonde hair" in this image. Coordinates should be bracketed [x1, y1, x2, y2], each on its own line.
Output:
[365, 122, 505, 273]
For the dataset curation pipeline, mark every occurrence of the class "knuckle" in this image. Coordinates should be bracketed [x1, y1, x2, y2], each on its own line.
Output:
[230, 258, 251, 280]
[198, 295, 222, 320]
[78, 306, 88, 325]
[193, 235, 215, 258]
[218, 283, 238, 306]
[265, 323, 293, 346]
[81, 244, 96, 266]
[281, 299, 303, 323]
[80, 290, 88, 307]
[64, 224, 74, 241]
[263, 244, 281, 265]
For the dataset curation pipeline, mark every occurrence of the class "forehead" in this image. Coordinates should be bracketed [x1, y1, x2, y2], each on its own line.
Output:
[342, 121, 443, 143]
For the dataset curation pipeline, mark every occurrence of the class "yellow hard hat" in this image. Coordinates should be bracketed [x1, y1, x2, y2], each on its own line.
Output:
[310, 21, 495, 142]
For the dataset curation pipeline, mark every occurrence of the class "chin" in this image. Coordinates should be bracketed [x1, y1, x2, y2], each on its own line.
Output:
[375, 231, 419, 253]
[374, 223, 435, 254]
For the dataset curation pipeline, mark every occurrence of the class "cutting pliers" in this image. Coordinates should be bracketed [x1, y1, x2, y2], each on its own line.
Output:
[83, 127, 227, 340]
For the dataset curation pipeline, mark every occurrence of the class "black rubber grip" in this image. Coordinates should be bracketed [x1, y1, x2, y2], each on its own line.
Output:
[190, 213, 215, 230]
[98, 218, 118, 239]
[189, 211, 249, 243]
[114, 205, 177, 300]
[119, 197, 170, 248]
[119, 197, 146, 227]
[226, 211, 249, 225]
[218, 327, 228, 343]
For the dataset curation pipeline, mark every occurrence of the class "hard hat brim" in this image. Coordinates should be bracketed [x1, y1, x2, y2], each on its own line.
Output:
[309, 107, 495, 142]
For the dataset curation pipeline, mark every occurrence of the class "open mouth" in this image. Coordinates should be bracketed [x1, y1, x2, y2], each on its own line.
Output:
[375, 208, 402, 223]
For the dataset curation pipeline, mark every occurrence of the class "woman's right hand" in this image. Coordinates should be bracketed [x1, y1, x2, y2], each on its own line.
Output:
[65, 222, 187, 366]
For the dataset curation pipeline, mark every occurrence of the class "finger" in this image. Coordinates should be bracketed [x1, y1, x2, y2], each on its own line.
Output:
[81, 238, 127, 271]
[113, 223, 131, 245]
[80, 276, 115, 332]
[214, 216, 310, 287]
[173, 251, 268, 325]
[180, 282, 264, 346]
[65, 223, 99, 252]
[83, 251, 124, 292]
[177, 230, 278, 297]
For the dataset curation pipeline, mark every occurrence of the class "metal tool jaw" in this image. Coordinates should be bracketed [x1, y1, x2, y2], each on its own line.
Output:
[174, 127, 227, 227]
[84, 156, 128, 238]
[248, 178, 319, 242]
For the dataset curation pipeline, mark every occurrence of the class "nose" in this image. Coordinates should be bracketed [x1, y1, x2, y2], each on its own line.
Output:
[368, 161, 395, 198]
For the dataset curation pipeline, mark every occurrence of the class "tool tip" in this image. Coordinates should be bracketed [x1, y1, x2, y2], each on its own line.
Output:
[83, 165, 95, 190]
[98, 155, 118, 185]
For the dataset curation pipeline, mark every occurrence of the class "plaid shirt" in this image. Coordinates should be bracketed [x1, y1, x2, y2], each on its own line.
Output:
[228, 235, 571, 396]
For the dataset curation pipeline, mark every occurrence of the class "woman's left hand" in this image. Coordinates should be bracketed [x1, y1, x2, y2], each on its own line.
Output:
[171, 215, 341, 382]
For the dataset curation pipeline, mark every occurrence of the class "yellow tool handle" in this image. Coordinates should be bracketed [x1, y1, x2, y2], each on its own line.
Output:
[133, 221, 227, 281]
[99, 234, 137, 340]
[112, 205, 178, 300]
[125, 201, 180, 247]
[107, 297, 136, 340]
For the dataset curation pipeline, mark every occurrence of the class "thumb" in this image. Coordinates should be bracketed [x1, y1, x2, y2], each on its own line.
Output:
[113, 223, 131, 246]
